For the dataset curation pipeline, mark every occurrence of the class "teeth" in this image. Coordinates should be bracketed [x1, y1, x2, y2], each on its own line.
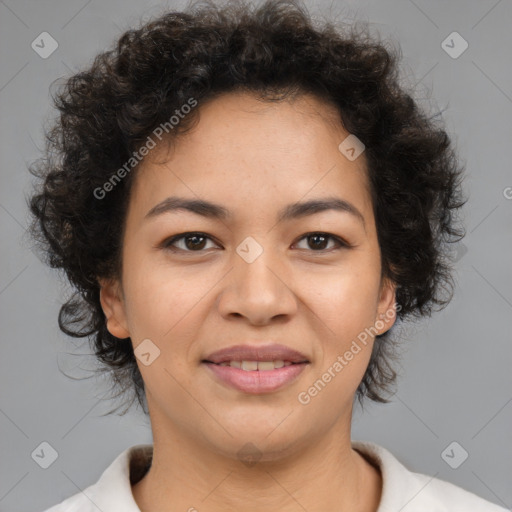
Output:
[242, 360, 258, 371]
[217, 360, 291, 370]
[256, 361, 279, 371]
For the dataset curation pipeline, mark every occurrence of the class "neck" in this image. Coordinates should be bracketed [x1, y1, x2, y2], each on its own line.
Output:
[132, 414, 382, 512]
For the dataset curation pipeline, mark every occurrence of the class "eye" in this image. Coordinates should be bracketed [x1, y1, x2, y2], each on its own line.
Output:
[162, 232, 219, 252]
[293, 232, 348, 252]
[161, 231, 349, 253]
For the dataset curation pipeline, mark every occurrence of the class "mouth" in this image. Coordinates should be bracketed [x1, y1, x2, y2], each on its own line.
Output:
[202, 343, 310, 394]
[202, 359, 310, 394]
[202, 359, 306, 370]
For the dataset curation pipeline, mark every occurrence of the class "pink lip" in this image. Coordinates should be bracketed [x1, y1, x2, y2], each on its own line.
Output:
[203, 343, 309, 364]
[203, 361, 309, 394]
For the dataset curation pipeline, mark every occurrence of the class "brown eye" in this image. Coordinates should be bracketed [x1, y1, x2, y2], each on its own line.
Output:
[163, 232, 219, 252]
[161, 231, 349, 253]
[294, 232, 348, 251]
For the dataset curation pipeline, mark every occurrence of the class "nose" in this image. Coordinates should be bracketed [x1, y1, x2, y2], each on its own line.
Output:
[216, 250, 298, 325]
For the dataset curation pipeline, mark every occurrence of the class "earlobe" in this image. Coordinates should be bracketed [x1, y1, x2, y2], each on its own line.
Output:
[98, 278, 130, 339]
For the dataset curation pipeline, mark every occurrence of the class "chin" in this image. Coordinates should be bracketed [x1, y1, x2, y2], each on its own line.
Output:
[203, 421, 312, 463]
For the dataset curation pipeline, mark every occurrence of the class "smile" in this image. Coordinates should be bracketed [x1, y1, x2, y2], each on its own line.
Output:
[202, 360, 309, 394]
[214, 360, 296, 370]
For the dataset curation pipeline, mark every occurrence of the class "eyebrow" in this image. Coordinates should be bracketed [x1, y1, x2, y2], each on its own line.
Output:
[145, 195, 366, 229]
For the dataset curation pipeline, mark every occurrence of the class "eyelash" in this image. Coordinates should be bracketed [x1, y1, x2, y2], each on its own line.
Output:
[161, 231, 350, 253]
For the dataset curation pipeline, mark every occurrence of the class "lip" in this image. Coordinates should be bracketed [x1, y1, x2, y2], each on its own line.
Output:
[203, 361, 309, 394]
[202, 343, 310, 394]
[203, 343, 309, 364]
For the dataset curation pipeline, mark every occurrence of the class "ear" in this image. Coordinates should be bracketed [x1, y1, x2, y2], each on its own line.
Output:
[98, 278, 130, 339]
[375, 277, 397, 336]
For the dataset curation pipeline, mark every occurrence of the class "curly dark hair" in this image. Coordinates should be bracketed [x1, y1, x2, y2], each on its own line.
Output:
[27, 0, 466, 414]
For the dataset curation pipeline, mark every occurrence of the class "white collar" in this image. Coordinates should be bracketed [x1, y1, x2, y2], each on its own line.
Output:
[46, 441, 506, 511]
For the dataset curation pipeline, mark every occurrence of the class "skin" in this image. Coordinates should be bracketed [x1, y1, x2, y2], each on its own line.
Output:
[99, 91, 397, 512]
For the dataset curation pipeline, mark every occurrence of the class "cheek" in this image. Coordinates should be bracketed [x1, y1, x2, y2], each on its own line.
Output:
[121, 261, 202, 392]
[121, 250, 224, 353]
[300, 263, 381, 340]
[301, 271, 379, 402]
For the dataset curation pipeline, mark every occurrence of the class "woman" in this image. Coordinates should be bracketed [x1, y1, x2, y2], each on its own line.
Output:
[29, 0, 507, 510]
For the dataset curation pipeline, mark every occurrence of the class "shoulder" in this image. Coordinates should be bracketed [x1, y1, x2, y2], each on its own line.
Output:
[352, 441, 508, 512]
[40, 444, 153, 512]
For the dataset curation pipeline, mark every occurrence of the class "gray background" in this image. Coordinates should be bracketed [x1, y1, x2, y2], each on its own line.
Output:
[1, 0, 511, 510]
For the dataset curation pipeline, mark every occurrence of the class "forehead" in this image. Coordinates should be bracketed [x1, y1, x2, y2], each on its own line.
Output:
[129, 91, 372, 224]
[159, 90, 350, 158]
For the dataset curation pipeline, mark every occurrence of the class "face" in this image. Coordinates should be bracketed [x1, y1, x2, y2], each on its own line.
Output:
[100, 91, 396, 461]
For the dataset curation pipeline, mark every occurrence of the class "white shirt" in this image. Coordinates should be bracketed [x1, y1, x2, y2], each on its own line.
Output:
[42, 441, 507, 511]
